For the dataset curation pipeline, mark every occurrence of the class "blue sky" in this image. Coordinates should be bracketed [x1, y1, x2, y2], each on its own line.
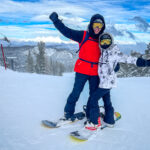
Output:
[0, 0, 150, 45]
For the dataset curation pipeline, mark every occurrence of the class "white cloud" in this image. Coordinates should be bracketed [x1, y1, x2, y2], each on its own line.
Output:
[0, 0, 90, 22]
[16, 36, 76, 44]
[0, 0, 150, 45]
[1, 0, 150, 23]
[0, 25, 58, 39]
[60, 16, 85, 24]
[31, 15, 49, 22]
[114, 24, 138, 31]
[115, 40, 137, 45]
[114, 35, 137, 45]
[133, 32, 150, 44]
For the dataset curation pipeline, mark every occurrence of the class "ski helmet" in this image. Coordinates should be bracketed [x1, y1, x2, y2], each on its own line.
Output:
[99, 33, 113, 49]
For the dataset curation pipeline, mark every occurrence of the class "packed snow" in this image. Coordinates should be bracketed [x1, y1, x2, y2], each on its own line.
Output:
[0, 66, 150, 150]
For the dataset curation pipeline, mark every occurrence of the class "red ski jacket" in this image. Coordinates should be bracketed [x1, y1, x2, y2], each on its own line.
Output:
[52, 14, 105, 76]
[74, 31, 101, 75]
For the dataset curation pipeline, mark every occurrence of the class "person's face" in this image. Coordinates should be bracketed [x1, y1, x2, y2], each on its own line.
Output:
[92, 22, 103, 34]
[93, 27, 101, 34]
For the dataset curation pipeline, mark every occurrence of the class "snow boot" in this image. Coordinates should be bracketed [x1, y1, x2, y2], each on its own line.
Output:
[56, 116, 75, 127]
[101, 120, 114, 128]
[84, 117, 101, 131]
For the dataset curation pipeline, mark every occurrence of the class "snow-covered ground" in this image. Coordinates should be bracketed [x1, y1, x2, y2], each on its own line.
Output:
[0, 66, 150, 150]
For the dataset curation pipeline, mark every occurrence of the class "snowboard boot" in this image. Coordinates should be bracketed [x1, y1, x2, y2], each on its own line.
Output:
[56, 113, 76, 127]
[101, 112, 116, 128]
[84, 117, 101, 131]
[56, 116, 75, 127]
[101, 120, 114, 128]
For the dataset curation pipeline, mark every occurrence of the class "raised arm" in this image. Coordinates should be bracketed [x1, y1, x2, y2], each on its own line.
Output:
[49, 12, 84, 43]
[115, 45, 150, 67]
[113, 45, 137, 65]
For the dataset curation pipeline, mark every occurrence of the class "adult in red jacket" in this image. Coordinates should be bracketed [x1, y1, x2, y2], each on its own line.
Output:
[49, 12, 105, 121]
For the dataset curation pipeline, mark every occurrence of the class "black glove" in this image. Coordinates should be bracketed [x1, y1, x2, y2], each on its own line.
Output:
[49, 12, 58, 22]
[114, 63, 120, 72]
[147, 59, 150, 66]
[136, 57, 150, 67]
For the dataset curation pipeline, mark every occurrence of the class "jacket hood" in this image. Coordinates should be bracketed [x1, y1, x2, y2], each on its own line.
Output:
[88, 14, 105, 39]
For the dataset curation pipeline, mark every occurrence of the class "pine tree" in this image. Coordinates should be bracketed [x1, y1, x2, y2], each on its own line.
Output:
[147, 42, 150, 50]
[27, 50, 34, 73]
[35, 41, 47, 74]
[145, 42, 150, 54]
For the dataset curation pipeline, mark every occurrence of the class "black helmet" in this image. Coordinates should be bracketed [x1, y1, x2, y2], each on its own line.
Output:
[99, 33, 113, 49]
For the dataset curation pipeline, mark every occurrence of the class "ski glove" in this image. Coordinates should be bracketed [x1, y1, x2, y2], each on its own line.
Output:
[136, 57, 150, 67]
[147, 59, 150, 66]
[49, 12, 58, 23]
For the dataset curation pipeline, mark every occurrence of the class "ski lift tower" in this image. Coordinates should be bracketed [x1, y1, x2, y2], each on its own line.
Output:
[0, 33, 10, 70]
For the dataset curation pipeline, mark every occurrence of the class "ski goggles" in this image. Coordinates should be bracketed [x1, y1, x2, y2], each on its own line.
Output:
[100, 39, 112, 46]
[92, 22, 103, 29]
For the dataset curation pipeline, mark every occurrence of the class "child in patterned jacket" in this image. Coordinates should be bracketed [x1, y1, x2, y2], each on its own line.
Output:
[85, 32, 150, 131]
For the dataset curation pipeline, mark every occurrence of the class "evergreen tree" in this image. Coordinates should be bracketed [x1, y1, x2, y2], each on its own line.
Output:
[53, 60, 65, 76]
[35, 41, 47, 74]
[145, 42, 150, 54]
[27, 50, 34, 73]
[147, 42, 150, 50]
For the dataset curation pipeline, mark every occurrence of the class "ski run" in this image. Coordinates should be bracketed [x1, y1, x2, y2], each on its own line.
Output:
[0, 67, 150, 150]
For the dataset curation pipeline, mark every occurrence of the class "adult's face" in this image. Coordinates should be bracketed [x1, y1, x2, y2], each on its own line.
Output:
[93, 27, 102, 34]
[92, 22, 103, 34]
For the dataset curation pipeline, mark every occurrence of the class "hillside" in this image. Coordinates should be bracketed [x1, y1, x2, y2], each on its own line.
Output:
[0, 67, 150, 150]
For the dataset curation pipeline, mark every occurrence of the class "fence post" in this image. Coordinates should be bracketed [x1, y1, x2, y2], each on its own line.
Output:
[1, 44, 7, 70]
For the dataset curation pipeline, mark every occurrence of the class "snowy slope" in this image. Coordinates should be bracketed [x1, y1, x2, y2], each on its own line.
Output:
[0, 67, 150, 150]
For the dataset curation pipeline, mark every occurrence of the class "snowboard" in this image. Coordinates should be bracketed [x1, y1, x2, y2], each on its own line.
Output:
[70, 112, 121, 142]
[41, 112, 85, 128]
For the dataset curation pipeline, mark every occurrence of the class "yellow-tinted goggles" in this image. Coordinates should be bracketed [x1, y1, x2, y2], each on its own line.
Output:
[100, 39, 111, 45]
[93, 23, 103, 29]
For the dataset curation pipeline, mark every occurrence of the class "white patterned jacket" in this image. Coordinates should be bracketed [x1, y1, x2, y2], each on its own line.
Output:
[98, 44, 137, 89]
